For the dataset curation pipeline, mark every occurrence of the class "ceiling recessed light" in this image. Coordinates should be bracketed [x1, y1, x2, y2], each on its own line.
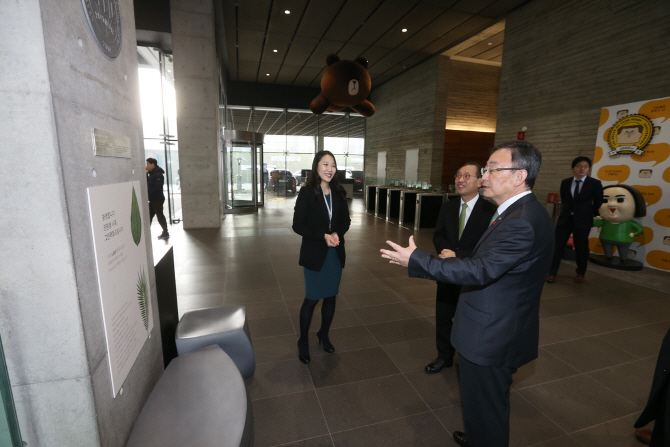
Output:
[284, 9, 290, 14]
[266, 73, 270, 76]
[401, 28, 407, 33]
[273, 49, 278, 53]
[488, 42, 492, 45]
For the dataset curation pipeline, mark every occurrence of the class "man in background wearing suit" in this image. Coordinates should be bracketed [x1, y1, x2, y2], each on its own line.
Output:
[381, 141, 554, 447]
[546, 156, 603, 284]
[425, 162, 496, 374]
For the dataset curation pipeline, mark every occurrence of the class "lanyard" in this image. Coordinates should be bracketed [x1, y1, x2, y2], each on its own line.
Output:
[323, 191, 332, 232]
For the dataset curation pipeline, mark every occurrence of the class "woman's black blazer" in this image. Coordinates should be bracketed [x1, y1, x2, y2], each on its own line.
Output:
[292, 185, 351, 271]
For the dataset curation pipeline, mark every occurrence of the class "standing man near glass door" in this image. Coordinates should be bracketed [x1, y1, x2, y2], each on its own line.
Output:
[146, 157, 170, 240]
[425, 162, 496, 373]
[546, 156, 602, 283]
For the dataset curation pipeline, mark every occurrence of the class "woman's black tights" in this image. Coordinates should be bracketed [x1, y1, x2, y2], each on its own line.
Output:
[298, 296, 336, 348]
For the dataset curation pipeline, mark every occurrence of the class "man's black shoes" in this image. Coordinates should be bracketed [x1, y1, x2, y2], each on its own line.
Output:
[157, 232, 170, 240]
[425, 357, 453, 373]
[452, 431, 468, 446]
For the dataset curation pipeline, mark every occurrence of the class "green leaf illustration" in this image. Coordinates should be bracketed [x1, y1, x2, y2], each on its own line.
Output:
[131, 186, 142, 246]
[137, 267, 149, 331]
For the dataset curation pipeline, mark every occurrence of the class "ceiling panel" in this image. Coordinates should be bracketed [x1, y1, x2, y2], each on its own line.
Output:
[374, 3, 448, 49]
[237, 60, 259, 82]
[259, 32, 293, 63]
[456, 30, 503, 57]
[349, 0, 418, 46]
[369, 49, 414, 73]
[304, 39, 346, 68]
[398, 11, 472, 52]
[266, 0, 309, 34]
[419, 15, 493, 54]
[257, 62, 283, 82]
[359, 46, 393, 69]
[236, 0, 272, 31]
[336, 42, 370, 60]
[490, 54, 502, 63]
[296, 0, 347, 39]
[283, 36, 319, 66]
[221, 0, 516, 88]
[479, 0, 528, 18]
[237, 29, 265, 62]
[323, 0, 385, 42]
[275, 64, 303, 85]
[451, 0, 498, 16]
[474, 44, 503, 60]
[292, 66, 324, 86]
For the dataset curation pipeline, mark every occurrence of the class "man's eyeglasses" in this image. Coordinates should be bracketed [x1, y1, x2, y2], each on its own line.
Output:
[454, 173, 473, 180]
[481, 167, 519, 175]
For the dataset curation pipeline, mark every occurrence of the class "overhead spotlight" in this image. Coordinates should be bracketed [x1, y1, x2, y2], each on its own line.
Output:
[273, 49, 278, 53]
[488, 42, 492, 45]
[266, 73, 270, 76]
[284, 9, 290, 14]
[401, 28, 407, 33]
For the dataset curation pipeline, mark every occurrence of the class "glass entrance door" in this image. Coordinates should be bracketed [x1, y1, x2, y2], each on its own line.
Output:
[223, 130, 264, 212]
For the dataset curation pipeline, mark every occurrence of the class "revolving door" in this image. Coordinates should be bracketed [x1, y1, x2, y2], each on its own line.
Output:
[222, 130, 264, 213]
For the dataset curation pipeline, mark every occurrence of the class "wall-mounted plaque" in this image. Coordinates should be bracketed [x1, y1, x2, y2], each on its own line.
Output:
[93, 128, 131, 159]
[81, 0, 122, 58]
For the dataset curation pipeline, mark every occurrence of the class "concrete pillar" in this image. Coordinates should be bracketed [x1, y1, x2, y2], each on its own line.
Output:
[171, 0, 222, 229]
[0, 1, 162, 445]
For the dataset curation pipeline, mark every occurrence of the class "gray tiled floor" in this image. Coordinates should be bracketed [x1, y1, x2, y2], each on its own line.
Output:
[159, 194, 670, 447]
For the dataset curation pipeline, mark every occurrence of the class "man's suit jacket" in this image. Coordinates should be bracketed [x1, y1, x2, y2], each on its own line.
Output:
[635, 326, 670, 443]
[409, 193, 554, 368]
[292, 185, 351, 271]
[556, 176, 603, 228]
[433, 196, 498, 259]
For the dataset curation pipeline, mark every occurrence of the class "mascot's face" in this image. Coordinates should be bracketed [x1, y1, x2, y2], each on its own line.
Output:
[321, 56, 371, 106]
[599, 187, 635, 222]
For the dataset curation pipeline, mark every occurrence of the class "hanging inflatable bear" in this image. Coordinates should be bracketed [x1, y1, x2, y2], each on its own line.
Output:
[310, 54, 375, 117]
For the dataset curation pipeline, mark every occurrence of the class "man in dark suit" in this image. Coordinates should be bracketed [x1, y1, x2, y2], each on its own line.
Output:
[634, 326, 670, 446]
[425, 162, 497, 374]
[546, 156, 603, 283]
[381, 141, 554, 447]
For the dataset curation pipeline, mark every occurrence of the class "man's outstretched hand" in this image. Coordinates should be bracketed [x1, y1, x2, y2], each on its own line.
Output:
[380, 236, 417, 267]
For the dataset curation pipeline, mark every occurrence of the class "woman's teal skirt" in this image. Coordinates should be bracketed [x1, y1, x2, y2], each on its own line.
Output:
[303, 247, 342, 300]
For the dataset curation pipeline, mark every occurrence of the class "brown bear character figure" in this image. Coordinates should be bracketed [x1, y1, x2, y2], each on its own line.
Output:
[310, 54, 375, 117]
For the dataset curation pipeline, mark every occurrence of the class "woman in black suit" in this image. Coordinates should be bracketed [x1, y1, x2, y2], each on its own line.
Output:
[292, 151, 351, 364]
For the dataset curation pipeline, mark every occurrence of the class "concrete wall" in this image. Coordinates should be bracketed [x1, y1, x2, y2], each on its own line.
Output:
[171, 0, 222, 229]
[365, 57, 443, 186]
[366, 56, 501, 187]
[496, 0, 670, 204]
[0, 1, 163, 445]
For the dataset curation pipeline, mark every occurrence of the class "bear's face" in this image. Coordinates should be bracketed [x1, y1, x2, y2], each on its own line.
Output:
[321, 58, 371, 107]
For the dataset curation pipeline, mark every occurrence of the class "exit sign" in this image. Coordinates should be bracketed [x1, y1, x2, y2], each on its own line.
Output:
[517, 131, 526, 140]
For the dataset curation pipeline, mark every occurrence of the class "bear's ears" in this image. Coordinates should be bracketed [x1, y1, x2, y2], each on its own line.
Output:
[326, 54, 340, 66]
[354, 57, 368, 69]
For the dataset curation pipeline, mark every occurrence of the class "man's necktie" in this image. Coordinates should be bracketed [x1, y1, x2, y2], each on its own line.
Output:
[458, 203, 468, 239]
[574, 179, 582, 197]
[489, 211, 499, 226]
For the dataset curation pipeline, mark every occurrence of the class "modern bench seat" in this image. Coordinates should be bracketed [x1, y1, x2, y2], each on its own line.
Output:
[127, 345, 253, 447]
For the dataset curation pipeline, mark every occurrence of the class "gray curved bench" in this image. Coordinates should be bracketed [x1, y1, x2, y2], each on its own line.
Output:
[175, 306, 256, 379]
[127, 345, 253, 447]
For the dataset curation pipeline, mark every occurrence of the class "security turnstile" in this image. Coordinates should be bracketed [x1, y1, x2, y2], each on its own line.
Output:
[399, 190, 418, 227]
[414, 192, 449, 230]
[365, 185, 377, 212]
[386, 188, 404, 221]
[375, 186, 393, 217]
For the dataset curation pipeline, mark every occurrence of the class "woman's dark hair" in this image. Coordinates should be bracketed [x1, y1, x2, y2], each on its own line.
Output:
[602, 185, 647, 218]
[306, 151, 346, 200]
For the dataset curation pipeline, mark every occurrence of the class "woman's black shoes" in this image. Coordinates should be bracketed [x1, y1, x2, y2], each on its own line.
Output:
[317, 332, 335, 353]
[297, 337, 310, 364]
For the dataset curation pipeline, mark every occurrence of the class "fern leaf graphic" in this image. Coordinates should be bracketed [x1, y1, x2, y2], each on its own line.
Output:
[137, 267, 149, 331]
[131, 186, 142, 246]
